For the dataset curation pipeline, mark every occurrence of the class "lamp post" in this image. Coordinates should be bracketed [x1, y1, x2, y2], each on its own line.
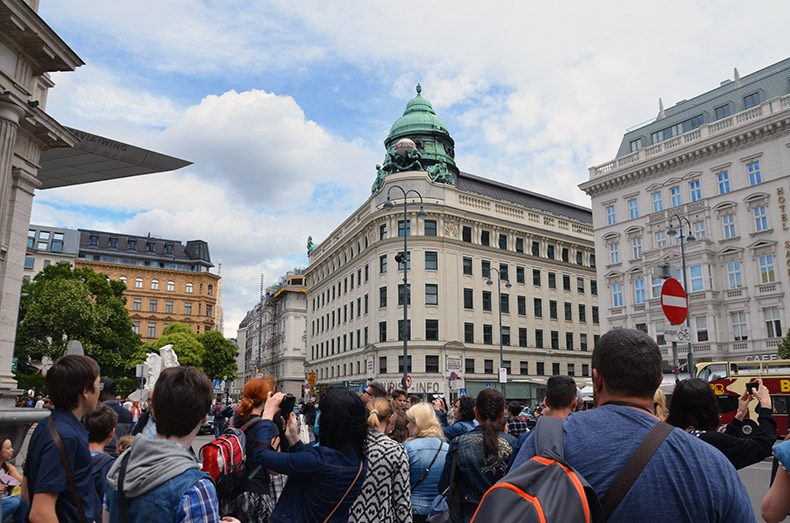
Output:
[383, 186, 426, 390]
[487, 267, 512, 399]
[667, 214, 696, 375]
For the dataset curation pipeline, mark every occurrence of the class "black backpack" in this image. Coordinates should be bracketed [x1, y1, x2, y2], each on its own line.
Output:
[471, 416, 672, 523]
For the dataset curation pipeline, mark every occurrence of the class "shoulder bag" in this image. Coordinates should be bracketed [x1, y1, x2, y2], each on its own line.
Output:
[412, 441, 443, 491]
[48, 417, 88, 523]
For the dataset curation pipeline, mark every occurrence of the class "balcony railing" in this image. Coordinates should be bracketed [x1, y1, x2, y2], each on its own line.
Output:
[590, 94, 790, 178]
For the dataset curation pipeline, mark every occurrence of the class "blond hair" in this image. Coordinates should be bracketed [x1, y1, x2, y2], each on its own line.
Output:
[653, 389, 668, 421]
[367, 398, 393, 428]
[406, 402, 444, 440]
[116, 435, 134, 455]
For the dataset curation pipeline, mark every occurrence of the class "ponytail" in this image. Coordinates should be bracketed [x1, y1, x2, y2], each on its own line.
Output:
[237, 376, 276, 422]
[476, 389, 505, 459]
[367, 398, 392, 429]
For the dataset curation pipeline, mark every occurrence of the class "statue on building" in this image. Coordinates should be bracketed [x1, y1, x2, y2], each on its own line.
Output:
[427, 159, 455, 185]
[307, 236, 318, 254]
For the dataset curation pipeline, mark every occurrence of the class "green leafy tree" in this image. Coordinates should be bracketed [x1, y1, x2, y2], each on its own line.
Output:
[198, 330, 238, 382]
[778, 329, 790, 360]
[132, 322, 205, 368]
[15, 263, 140, 376]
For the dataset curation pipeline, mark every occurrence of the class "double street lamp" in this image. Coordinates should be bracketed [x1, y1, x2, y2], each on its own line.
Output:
[667, 213, 696, 374]
[486, 267, 512, 399]
[383, 185, 426, 389]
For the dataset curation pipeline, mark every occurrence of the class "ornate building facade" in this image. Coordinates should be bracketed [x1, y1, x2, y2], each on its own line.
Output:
[305, 87, 600, 404]
[580, 58, 790, 364]
[74, 229, 218, 342]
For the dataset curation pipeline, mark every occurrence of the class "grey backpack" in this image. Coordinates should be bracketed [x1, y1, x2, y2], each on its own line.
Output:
[471, 416, 672, 523]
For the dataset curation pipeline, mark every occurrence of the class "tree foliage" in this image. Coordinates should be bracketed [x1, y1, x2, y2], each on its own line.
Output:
[778, 329, 790, 360]
[198, 330, 238, 381]
[131, 323, 237, 382]
[15, 263, 141, 377]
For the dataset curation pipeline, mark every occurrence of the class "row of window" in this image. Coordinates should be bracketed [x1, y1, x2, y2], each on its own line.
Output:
[313, 358, 591, 381]
[132, 321, 212, 338]
[312, 295, 370, 335]
[311, 317, 597, 360]
[645, 306, 782, 344]
[609, 256, 778, 308]
[88, 234, 175, 254]
[605, 161, 764, 225]
[462, 289, 599, 321]
[27, 230, 65, 252]
[132, 298, 213, 317]
[120, 277, 212, 295]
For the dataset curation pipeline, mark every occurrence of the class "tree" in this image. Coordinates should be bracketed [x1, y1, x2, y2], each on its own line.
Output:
[132, 323, 205, 368]
[15, 263, 141, 376]
[198, 330, 238, 382]
[778, 329, 790, 359]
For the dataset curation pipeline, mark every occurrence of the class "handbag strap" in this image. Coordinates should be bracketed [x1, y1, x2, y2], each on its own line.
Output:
[47, 417, 88, 523]
[600, 421, 673, 519]
[412, 441, 443, 491]
[323, 460, 363, 523]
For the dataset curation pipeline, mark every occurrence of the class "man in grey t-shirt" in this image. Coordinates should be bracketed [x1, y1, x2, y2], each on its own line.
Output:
[510, 329, 755, 522]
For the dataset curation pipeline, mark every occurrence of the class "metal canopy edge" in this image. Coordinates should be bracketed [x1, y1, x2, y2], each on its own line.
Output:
[37, 127, 192, 190]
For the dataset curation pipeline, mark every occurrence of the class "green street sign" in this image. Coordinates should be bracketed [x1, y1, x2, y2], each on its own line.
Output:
[10, 357, 17, 373]
[343, 381, 349, 388]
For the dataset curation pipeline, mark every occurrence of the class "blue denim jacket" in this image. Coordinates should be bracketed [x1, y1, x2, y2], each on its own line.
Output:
[443, 420, 475, 441]
[403, 437, 448, 515]
[438, 426, 515, 516]
[253, 419, 367, 522]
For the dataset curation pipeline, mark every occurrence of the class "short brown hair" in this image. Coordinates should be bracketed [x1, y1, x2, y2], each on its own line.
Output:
[47, 355, 100, 410]
[365, 381, 386, 398]
[83, 403, 117, 443]
[153, 367, 213, 437]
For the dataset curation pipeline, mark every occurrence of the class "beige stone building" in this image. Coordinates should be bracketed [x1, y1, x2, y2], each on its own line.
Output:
[74, 229, 218, 342]
[305, 88, 599, 404]
[580, 58, 790, 365]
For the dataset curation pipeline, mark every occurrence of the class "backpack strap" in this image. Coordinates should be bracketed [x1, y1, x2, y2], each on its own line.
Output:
[117, 450, 132, 523]
[533, 415, 565, 459]
[48, 417, 88, 523]
[600, 421, 673, 519]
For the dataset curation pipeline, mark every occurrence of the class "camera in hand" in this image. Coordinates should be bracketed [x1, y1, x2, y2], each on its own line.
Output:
[746, 381, 759, 394]
[279, 394, 296, 421]
[272, 393, 296, 452]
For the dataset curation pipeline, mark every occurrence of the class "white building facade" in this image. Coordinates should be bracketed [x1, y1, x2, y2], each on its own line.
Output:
[305, 88, 599, 404]
[580, 58, 790, 365]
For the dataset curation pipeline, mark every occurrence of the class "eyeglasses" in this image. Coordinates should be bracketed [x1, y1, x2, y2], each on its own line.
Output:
[362, 389, 371, 396]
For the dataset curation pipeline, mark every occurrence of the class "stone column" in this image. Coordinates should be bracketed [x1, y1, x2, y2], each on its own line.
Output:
[0, 100, 39, 407]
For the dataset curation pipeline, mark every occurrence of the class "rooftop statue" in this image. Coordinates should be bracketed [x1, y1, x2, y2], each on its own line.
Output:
[307, 236, 318, 254]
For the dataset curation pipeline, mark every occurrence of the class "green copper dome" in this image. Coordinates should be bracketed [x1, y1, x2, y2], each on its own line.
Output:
[387, 84, 450, 141]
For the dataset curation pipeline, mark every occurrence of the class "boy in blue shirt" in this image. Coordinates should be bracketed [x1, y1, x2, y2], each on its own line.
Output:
[22, 355, 101, 522]
[83, 403, 117, 511]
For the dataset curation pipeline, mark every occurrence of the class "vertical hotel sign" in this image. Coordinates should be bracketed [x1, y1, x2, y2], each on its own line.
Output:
[780, 185, 789, 277]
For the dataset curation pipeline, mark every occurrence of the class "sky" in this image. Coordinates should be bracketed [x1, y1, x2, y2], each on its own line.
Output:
[31, 0, 790, 336]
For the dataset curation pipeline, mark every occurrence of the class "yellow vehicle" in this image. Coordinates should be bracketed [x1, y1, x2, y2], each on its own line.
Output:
[696, 360, 790, 437]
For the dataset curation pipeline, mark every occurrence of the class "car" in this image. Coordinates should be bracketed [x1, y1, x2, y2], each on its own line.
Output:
[198, 415, 214, 435]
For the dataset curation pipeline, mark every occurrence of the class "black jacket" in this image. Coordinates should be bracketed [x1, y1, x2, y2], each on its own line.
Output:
[695, 406, 777, 469]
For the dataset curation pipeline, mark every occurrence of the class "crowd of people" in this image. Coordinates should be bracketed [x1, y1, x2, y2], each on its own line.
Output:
[4, 328, 790, 521]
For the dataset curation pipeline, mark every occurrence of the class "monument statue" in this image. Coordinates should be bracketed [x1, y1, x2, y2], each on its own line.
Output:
[307, 236, 318, 254]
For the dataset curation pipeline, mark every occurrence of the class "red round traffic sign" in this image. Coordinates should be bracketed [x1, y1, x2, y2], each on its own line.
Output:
[661, 278, 688, 325]
[405, 375, 412, 389]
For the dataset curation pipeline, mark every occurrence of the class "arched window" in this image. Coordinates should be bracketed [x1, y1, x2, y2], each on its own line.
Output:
[186, 282, 194, 293]
[151, 279, 159, 290]
[167, 281, 175, 291]
[135, 278, 143, 289]
[119, 276, 127, 285]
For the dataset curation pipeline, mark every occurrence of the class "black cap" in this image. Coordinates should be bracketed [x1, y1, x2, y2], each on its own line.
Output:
[100, 378, 116, 394]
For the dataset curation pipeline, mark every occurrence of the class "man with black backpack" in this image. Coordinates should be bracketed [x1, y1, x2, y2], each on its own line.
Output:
[495, 329, 755, 522]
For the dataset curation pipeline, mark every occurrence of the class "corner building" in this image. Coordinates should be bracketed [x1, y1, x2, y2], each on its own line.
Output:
[305, 87, 599, 403]
[580, 58, 790, 364]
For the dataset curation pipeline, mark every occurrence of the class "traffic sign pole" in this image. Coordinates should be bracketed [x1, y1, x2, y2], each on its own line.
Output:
[662, 277, 688, 379]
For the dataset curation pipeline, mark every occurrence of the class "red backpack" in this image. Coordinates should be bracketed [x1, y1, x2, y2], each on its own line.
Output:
[199, 418, 260, 483]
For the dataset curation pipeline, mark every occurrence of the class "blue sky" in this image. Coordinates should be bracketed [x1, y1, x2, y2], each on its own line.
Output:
[30, 0, 790, 333]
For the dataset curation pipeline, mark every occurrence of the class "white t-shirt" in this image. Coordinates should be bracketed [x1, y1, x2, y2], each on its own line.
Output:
[34, 400, 44, 409]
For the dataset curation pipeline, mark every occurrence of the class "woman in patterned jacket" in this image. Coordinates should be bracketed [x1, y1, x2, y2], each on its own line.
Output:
[349, 398, 412, 523]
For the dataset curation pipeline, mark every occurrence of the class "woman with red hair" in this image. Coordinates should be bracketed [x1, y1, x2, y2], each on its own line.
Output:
[218, 376, 277, 522]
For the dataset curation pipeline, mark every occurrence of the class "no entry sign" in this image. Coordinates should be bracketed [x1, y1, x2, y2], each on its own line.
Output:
[661, 278, 688, 325]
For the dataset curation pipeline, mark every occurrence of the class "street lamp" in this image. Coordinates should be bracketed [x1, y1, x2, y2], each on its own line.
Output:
[383, 185, 426, 389]
[667, 214, 696, 374]
[486, 267, 512, 399]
